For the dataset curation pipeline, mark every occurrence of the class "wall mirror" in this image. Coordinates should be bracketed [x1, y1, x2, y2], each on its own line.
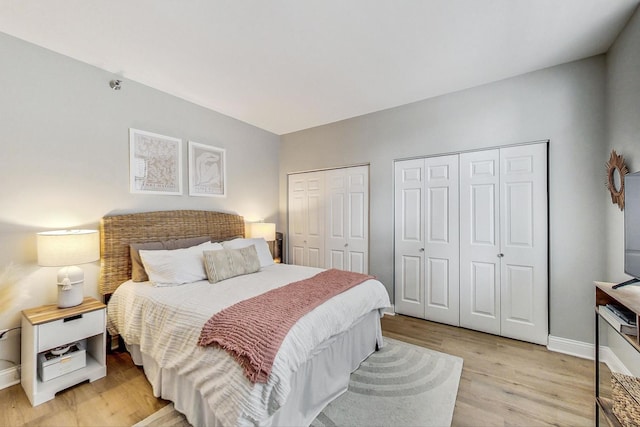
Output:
[606, 149, 629, 210]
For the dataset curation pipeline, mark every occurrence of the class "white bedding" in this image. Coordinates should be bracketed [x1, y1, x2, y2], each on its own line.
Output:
[106, 264, 390, 426]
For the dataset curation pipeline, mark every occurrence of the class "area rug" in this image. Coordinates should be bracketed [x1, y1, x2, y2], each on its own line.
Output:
[133, 337, 463, 427]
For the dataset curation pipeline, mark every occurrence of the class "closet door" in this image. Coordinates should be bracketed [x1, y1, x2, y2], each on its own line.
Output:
[394, 156, 459, 324]
[499, 144, 548, 345]
[325, 166, 369, 273]
[288, 172, 325, 267]
[459, 150, 501, 335]
[459, 143, 548, 343]
[424, 155, 460, 325]
[394, 159, 425, 318]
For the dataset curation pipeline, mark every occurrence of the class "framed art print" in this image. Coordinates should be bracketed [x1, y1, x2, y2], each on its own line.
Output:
[129, 128, 183, 195]
[188, 141, 226, 197]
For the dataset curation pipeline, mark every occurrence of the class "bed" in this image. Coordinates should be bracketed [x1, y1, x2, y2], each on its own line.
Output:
[100, 210, 390, 426]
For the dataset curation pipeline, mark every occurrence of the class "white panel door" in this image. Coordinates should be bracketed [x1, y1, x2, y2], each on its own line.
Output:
[288, 175, 307, 266]
[325, 166, 369, 273]
[326, 171, 347, 270]
[460, 150, 501, 335]
[424, 155, 460, 326]
[499, 143, 548, 345]
[288, 172, 325, 267]
[346, 166, 368, 273]
[395, 143, 548, 344]
[394, 159, 425, 318]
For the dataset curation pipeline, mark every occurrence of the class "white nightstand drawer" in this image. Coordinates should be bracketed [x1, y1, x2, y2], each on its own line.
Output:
[38, 309, 104, 352]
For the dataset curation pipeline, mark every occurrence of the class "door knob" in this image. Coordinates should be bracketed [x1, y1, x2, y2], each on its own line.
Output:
[497, 253, 504, 258]
[344, 243, 349, 247]
[419, 248, 425, 252]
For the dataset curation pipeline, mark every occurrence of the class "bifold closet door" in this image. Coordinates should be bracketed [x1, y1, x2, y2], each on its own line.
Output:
[459, 150, 501, 335]
[459, 144, 548, 344]
[499, 144, 548, 345]
[394, 159, 426, 318]
[288, 172, 325, 268]
[325, 166, 369, 273]
[288, 166, 369, 271]
[394, 156, 459, 325]
[424, 156, 459, 325]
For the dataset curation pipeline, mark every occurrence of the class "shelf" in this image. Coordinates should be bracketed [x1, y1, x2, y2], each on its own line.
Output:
[595, 281, 640, 427]
[596, 306, 640, 352]
[596, 281, 640, 316]
[596, 397, 622, 427]
[36, 354, 105, 396]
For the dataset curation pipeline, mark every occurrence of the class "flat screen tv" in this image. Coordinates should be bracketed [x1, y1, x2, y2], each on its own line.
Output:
[621, 171, 640, 287]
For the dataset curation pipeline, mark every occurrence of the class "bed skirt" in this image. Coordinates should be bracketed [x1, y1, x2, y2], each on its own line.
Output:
[126, 309, 384, 426]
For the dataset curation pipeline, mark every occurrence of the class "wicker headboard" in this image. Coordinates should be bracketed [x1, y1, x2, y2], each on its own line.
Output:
[99, 210, 245, 296]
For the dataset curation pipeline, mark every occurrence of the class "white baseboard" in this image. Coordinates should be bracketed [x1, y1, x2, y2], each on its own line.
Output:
[0, 365, 20, 390]
[383, 305, 395, 316]
[547, 335, 594, 360]
[599, 346, 632, 375]
[547, 335, 631, 375]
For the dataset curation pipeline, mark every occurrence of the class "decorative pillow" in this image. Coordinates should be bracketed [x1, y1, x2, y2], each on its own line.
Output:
[203, 245, 261, 284]
[139, 241, 223, 286]
[130, 236, 211, 282]
[222, 238, 274, 268]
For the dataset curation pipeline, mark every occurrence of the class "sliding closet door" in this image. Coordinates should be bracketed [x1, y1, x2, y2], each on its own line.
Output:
[459, 149, 501, 335]
[499, 144, 548, 345]
[325, 166, 369, 273]
[394, 159, 425, 318]
[288, 172, 325, 267]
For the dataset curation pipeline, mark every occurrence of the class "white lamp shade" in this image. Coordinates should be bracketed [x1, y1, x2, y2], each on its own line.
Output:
[37, 229, 100, 266]
[248, 222, 276, 241]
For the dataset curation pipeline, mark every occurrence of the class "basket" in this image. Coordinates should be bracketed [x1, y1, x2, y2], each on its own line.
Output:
[613, 372, 640, 427]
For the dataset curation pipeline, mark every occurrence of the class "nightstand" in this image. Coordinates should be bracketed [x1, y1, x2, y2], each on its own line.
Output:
[21, 297, 106, 406]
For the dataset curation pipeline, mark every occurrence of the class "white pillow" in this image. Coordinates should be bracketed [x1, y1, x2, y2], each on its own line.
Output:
[222, 238, 274, 268]
[140, 241, 223, 286]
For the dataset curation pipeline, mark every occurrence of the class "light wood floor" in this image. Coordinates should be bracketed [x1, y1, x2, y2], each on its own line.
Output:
[383, 315, 596, 427]
[0, 315, 598, 426]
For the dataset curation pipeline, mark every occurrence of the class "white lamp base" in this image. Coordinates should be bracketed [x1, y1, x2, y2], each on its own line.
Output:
[57, 266, 84, 308]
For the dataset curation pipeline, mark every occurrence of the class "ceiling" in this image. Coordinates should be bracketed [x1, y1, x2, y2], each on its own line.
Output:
[1, 1, 638, 135]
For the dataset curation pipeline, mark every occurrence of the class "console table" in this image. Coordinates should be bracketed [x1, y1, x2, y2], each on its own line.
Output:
[595, 281, 640, 426]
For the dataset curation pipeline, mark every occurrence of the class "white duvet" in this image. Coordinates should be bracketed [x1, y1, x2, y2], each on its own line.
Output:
[106, 264, 390, 426]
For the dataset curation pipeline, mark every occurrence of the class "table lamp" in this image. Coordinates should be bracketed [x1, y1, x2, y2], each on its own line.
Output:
[37, 229, 100, 308]
[248, 222, 276, 258]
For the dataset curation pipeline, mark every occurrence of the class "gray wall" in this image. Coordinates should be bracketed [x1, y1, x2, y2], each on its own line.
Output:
[3, 14, 632, 351]
[606, 5, 640, 280]
[280, 56, 608, 344]
[605, 5, 640, 371]
[0, 33, 280, 331]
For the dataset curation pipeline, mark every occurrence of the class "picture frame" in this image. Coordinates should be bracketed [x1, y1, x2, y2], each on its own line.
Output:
[188, 141, 226, 197]
[129, 128, 183, 195]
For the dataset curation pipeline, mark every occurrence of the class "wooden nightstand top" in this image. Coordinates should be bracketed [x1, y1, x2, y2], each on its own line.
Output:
[22, 297, 106, 326]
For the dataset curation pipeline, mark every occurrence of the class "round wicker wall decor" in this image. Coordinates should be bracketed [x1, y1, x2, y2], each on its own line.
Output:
[606, 149, 629, 210]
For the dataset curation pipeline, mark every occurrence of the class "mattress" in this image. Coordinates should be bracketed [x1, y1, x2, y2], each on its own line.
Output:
[106, 263, 390, 426]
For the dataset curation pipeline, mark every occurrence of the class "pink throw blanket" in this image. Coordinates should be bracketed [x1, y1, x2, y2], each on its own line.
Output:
[197, 268, 374, 383]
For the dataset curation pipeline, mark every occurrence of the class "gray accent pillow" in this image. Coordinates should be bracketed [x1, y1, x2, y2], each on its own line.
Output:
[203, 245, 261, 284]
[130, 236, 211, 282]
